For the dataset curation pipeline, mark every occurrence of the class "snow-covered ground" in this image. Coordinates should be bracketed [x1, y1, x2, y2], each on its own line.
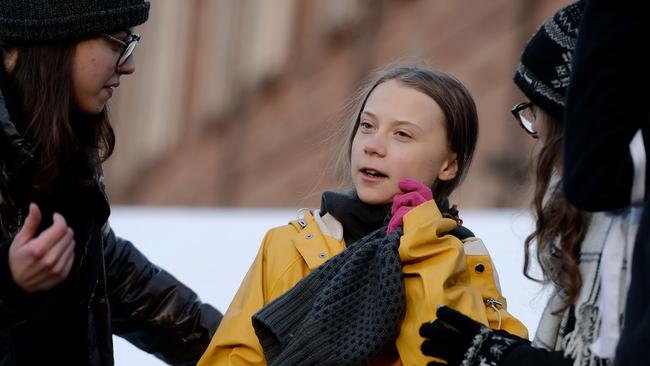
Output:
[109, 206, 549, 365]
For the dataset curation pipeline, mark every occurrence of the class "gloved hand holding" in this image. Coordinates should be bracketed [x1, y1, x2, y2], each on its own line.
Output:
[419, 306, 528, 366]
[387, 178, 433, 235]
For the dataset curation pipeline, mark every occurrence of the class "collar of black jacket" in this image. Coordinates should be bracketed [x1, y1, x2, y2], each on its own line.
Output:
[0, 60, 32, 180]
[0, 60, 27, 141]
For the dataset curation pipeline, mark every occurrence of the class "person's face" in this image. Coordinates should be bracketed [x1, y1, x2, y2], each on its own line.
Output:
[534, 107, 553, 143]
[72, 31, 136, 115]
[350, 79, 458, 205]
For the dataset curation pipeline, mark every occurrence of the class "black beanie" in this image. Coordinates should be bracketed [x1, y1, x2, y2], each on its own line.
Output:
[513, 0, 584, 122]
[0, 0, 150, 44]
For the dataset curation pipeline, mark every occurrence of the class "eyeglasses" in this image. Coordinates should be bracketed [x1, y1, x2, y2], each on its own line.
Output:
[511, 102, 538, 138]
[102, 33, 141, 68]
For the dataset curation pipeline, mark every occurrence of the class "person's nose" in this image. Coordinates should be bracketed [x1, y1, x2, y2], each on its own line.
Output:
[363, 134, 386, 157]
[117, 54, 136, 75]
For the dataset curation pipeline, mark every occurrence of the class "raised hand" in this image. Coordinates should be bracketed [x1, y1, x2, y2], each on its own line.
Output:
[387, 178, 433, 234]
[9, 203, 76, 293]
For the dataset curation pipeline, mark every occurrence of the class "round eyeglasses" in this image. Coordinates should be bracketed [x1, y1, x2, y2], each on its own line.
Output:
[102, 33, 141, 68]
[511, 102, 538, 138]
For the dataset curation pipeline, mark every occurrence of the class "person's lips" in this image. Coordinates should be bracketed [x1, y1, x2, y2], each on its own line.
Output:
[103, 83, 119, 97]
[359, 167, 388, 181]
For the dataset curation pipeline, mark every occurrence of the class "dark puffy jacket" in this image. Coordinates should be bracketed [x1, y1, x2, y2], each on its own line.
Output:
[0, 67, 222, 365]
[562, 1, 648, 365]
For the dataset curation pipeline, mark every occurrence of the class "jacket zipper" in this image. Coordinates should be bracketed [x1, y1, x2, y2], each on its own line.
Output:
[485, 298, 503, 329]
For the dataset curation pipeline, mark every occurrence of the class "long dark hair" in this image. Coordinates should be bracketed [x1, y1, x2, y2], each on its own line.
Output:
[340, 66, 479, 206]
[6, 42, 115, 192]
[523, 111, 588, 312]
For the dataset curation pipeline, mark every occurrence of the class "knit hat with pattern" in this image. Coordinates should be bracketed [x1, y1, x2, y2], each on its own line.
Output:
[513, 0, 584, 122]
[0, 0, 150, 44]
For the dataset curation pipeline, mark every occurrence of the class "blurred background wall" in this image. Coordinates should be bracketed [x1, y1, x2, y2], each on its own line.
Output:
[105, 0, 573, 209]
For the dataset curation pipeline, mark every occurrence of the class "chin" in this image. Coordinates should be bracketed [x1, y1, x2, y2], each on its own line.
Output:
[89, 104, 106, 115]
[75, 105, 103, 115]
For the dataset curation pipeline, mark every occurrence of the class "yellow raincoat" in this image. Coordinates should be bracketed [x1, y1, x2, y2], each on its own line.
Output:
[199, 200, 527, 365]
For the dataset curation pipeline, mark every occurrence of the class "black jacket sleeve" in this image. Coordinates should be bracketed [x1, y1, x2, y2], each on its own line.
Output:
[562, 0, 647, 211]
[102, 224, 223, 366]
[502, 343, 574, 366]
[0, 239, 30, 330]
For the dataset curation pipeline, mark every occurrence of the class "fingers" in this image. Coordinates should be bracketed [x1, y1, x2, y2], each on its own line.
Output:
[8, 210, 75, 293]
[421, 339, 448, 360]
[387, 205, 411, 234]
[421, 318, 470, 365]
[396, 179, 432, 201]
[41, 228, 75, 276]
[421, 320, 461, 343]
[51, 237, 75, 281]
[18, 238, 75, 292]
[398, 178, 433, 198]
[398, 178, 423, 192]
[436, 306, 481, 334]
[29, 213, 70, 258]
[421, 322, 462, 361]
[420, 321, 437, 337]
[392, 191, 429, 214]
[13, 203, 42, 245]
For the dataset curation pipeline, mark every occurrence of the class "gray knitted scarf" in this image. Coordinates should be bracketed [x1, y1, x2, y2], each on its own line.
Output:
[252, 226, 405, 366]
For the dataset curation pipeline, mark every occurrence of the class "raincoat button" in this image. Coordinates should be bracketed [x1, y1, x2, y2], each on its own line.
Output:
[475, 264, 485, 273]
[306, 233, 313, 239]
[319, 252, 327, 259]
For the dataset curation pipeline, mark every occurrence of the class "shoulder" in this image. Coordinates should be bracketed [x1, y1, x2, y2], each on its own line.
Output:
[462, 236, 505, 294]
[261, 209, 335, 247]
[259, 209, 344, 273]
[255, 210, 332, 297]
[261, 218, 303, 250]
[461, 236, 488, 254]
[258, 210, 316, 259]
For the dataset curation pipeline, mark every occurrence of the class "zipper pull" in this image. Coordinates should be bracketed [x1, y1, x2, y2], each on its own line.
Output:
[485, 298, 503, 330]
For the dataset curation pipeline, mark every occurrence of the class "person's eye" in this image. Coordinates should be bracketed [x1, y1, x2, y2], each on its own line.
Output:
[395, 130, 412, 139]
[359, 121, 374, 131]
[107, 41, 123, 51]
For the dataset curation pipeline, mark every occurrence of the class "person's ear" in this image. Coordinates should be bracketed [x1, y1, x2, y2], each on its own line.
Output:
[437, 152, 458, 181]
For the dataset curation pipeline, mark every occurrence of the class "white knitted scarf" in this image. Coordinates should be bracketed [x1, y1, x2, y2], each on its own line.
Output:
[532, 208, 641, 366]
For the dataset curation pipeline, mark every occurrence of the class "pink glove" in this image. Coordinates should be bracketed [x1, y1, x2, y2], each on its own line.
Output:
[386, 178, 433, 235]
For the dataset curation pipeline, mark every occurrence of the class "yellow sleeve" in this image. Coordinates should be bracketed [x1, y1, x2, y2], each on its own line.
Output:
[198, 232, 271, 366]
[396, 201, 528, 365]
[395, 200, 494, 366]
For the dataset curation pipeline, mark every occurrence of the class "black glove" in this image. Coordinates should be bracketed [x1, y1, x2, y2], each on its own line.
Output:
[420, 306, 529, 366]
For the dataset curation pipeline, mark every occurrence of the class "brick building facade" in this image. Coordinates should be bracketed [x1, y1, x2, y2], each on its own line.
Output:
[105, 0, 572, 208]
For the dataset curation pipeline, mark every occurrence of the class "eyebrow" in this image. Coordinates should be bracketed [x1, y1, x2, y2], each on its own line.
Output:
[361, 110, 424, 131]
[361, 110, 376, 118]
[112, 29, 133, 39]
